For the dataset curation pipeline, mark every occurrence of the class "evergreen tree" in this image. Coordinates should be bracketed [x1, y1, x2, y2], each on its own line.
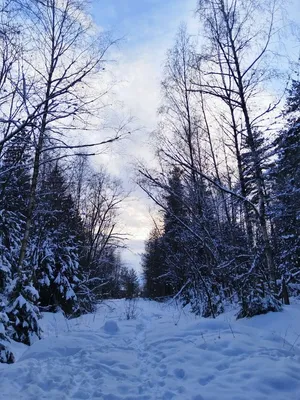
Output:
[0, 306, 14, 363]
[121, 267, 139, 299]
[162, 167, 189, 294]
[7, 277, 41, 345]
[0, 210, 41, 347]
[32, 164, 82, 316]
[0, 134, 31, 215]
[142, 227, 168, 298]
[0, 134, 41, 347]
[0, 134, 31, 289]
[272, 79, 300, 300]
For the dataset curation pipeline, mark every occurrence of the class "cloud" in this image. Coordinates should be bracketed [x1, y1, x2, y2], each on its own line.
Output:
[89, 0, 300, 275]
[90, 0, 198, 271]
[121, 239, 145, 273]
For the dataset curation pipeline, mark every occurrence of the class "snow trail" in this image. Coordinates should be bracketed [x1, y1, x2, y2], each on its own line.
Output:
[1, 299, 300, 399]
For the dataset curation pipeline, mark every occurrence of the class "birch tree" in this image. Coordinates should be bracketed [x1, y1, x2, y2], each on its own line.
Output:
[189, 0, 284, 313]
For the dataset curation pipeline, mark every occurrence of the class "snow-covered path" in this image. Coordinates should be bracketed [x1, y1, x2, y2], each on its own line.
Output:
[1, 300, 300, 400]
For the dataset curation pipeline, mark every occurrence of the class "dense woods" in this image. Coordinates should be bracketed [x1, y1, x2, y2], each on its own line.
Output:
[0, 0, 137, 363]
[0, 0, 299, 365]
[141, 0, 300, 318]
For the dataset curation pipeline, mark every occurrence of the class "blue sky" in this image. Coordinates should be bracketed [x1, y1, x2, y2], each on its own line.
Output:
[88, 0, 197, 272]
[88, 0, 300, 273]
[92, 0, 196, 46]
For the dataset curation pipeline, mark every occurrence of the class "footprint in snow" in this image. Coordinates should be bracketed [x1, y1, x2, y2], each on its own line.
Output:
[174, 368, 186, 379]
[162, 390, 176, 399]
[157, 364, 168, 377]
[91, 390, 102, 399]
[216, 362, 229, 371]
[153, 351, 167, 363]
[72, 390, 90, 399]
[198, 374, 215, 386]
[193, 395, 205, 400]
[176, 385, 186, 394]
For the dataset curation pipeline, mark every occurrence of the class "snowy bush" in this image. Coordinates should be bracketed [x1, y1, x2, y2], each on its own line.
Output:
[7, 280, 42, 345]
[188, 284, 224, 318]
[124, 298, 138, 320]
[237, 288, 282, 319]
[0, 309, 14, 364]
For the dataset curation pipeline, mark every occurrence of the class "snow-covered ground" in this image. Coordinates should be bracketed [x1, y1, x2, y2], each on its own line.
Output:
[1, 299, 300, 400]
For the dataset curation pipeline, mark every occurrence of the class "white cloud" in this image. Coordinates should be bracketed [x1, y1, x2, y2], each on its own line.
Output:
[88, 0, 299, 273]
[90, 1, 199, 272]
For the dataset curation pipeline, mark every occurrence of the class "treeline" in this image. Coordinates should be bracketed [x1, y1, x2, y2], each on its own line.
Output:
[0, 150, 140, 362]
[0, 0, 138, 363]
[141, 0, 299, 319]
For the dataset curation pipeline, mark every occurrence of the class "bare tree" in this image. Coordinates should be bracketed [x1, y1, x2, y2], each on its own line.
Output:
[81, 169, 125, 270]
[10, 0, 122, 269]
[0, 0, 25, 158]
[189, 0, 284, 289]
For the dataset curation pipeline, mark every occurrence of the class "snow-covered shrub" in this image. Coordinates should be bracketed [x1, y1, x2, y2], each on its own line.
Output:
[74, 282, 98, 316]
[0, 308, 14, 363]
[124, 298, 138, 320]
[7, 279, 42, 345]
[237, 287, 281, 319]
[188, 283, 224, 318]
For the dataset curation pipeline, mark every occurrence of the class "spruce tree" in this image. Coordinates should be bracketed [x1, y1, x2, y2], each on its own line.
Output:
[0, 134, 41, 347]
[0, 306, 14, 363]
[121, 267, 139, 299]
[273, 79, 300, 300]
[32, 164, 82, 316]
[0, 134, 31, 289]
[142, 228, 168, 298]
[162, 167, 189, 294]
[7, 277, 41, 345]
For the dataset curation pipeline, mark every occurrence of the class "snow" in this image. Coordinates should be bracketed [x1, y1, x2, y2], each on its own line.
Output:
[1, 299, 300, 399]
[24, 285, 39, 299]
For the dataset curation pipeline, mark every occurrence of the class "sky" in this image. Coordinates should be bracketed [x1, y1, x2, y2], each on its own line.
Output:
[87, 0, 197, 272]
[88, 0, 300, 273]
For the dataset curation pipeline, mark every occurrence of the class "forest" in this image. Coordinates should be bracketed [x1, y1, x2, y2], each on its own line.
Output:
[0, 0, 299, 365]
